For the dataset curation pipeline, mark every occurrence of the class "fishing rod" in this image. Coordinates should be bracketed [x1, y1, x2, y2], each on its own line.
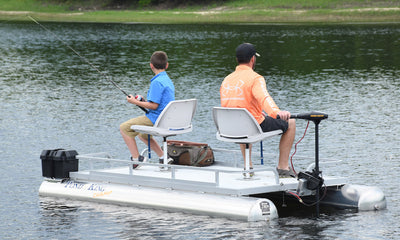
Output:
[28, 16, 148, 113]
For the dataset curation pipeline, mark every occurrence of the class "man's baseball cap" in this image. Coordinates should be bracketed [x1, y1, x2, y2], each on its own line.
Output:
[236, 43, 260, 63]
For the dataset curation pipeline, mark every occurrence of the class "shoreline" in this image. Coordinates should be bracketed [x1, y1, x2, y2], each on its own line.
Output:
[1, 7, 400, 24]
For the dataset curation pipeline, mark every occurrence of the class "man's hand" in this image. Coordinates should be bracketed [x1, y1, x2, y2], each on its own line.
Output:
[278, 111, 291, 121]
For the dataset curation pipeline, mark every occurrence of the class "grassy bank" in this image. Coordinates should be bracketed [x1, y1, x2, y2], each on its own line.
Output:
[1, 0, 400, 23]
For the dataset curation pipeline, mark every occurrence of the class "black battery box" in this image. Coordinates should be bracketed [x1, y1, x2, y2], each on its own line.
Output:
[40, 149, 78, 178]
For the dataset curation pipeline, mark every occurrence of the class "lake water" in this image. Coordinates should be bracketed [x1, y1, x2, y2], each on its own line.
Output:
[1, 21, 400, 239]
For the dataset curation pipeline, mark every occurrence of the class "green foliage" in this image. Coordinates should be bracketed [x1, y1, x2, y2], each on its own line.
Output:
[138, 0, 152, 7]
[225, 0, 400, 9]
[0, 0, 66, 11]
[1, 0, 400, 23]
[1, 0, 398, 11]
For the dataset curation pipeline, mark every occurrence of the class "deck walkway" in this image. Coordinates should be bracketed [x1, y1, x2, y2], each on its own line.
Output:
[71, 153, 346, 196]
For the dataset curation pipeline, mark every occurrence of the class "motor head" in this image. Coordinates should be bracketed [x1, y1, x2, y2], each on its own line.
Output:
[291, 111, 328, 121]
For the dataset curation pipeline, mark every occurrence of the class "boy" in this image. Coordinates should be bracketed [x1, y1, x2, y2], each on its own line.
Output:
[120, 51, 175, 168]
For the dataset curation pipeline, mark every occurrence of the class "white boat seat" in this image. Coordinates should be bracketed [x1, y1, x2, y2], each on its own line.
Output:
[131, 99, 197, 166]
[212, 107, 282, 178]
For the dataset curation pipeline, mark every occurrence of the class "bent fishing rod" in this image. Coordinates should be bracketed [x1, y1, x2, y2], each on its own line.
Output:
[28, 16, 148, 113]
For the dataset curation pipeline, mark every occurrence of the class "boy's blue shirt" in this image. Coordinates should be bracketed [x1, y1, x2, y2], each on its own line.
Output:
[146, 71, 175, 124]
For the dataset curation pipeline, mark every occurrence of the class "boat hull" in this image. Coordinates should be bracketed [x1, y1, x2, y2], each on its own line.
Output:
[321, 184, 387, 211]
[251, 184, 386, 217]
[39, 179, 279, 221]
[38, 150, 386, 220]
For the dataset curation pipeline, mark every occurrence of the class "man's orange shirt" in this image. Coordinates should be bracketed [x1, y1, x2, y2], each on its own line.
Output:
[220, 65, 280, 124]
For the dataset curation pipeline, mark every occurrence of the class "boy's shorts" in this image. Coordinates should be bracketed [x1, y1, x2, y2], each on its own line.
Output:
[120, 115, 154, 140]
[259, 116, 289, 134]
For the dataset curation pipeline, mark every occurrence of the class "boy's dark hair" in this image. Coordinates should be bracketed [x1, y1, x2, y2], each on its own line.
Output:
[150, 51, 168, 69]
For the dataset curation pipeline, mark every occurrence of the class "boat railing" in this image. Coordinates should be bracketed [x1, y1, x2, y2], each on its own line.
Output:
[212, 148, 343, 167]
[76, 153, 280, 188]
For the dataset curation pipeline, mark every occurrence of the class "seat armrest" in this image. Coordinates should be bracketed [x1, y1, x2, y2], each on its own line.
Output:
[219, 134, 249, 139]
[168, 125, 192, 131]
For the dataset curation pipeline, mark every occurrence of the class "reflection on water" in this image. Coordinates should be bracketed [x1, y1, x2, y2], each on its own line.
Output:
[36, 197, 362, 240]
[1, 21, 400, 239]
[39, 197, 260, 239]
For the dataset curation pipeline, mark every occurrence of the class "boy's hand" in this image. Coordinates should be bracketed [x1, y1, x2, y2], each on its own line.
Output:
[127, 94, 137, 104]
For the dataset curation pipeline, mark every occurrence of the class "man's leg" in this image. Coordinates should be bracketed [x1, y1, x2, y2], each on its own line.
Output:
[277, 119, 296, 170]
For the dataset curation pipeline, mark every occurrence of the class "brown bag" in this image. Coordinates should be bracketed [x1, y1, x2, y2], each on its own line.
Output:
[167, 140, 214, 167]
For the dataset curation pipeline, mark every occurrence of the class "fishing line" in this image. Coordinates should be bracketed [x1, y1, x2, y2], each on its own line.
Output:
[28, 15, 147, 113]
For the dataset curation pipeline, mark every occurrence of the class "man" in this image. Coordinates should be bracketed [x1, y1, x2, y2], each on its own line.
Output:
[120, 51, 175, 168]
[220, 43, 296, 177]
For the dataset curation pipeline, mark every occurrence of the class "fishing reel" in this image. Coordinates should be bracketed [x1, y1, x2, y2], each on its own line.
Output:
[135, 95, 146, 102]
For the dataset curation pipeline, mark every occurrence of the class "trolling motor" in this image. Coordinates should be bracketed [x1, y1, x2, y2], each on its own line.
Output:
[290, 112, 328, 122]
[290, 111, 328, 217]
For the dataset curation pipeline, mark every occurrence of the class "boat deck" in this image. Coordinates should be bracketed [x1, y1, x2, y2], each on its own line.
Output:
[71, 153, 347, 197]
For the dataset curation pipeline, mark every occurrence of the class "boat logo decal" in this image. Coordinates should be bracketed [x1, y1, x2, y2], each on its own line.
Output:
[93, 191, 112, 198]
[64, 181, 85, 190]
[63, 181, 112, 198]
[87, 183, 106, 192]
[259, 201, 271, 215]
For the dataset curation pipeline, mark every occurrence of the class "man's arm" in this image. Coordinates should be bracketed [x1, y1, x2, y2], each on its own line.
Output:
[253, 76, 281, 118]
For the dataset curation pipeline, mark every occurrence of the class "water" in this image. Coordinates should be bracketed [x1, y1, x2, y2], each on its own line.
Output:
[1, 21, 400, 239]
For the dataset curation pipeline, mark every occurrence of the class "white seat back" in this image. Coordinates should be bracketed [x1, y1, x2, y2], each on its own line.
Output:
[213, 107, 263, 139]
[155, 99, 197, 130]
